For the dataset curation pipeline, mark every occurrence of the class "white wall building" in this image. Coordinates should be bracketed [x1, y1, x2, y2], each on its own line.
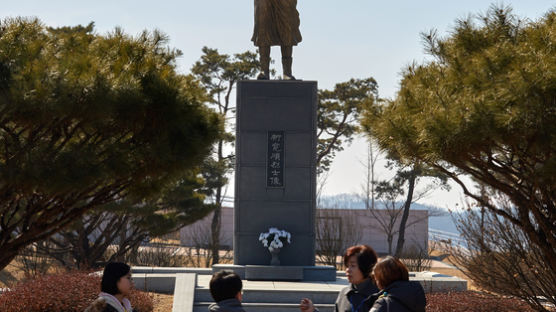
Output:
[180, 207, 428, 255]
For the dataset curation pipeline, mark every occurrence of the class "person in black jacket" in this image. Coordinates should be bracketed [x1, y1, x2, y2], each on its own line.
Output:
[300, 245, 380, 312]
[208, 270, 246, 312]
[370, 256, 426, 312]
[85, 262, 137, 312]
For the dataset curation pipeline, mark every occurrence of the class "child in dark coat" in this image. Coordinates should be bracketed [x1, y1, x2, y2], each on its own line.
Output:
[208, 271, 246, 312]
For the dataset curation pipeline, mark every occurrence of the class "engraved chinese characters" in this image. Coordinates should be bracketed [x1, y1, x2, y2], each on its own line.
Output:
[267, 131, 284, 187]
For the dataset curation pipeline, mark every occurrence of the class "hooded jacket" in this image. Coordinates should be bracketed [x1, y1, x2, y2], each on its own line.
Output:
[208, 298, 246, 312]
[369, 281, 426, 312]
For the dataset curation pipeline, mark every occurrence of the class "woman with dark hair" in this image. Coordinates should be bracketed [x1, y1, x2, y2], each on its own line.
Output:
[300, 245, 379, 312]
[370, 256, 426, 312]
[85, 262, 137, 312]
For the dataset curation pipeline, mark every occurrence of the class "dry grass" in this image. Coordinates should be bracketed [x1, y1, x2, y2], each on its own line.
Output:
[151, 292, 173, 312]
[0, 258, 64, 288]
[0, 262, 22, 288]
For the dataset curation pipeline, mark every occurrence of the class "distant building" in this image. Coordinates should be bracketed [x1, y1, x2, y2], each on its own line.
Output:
[180, 207, 428, 255]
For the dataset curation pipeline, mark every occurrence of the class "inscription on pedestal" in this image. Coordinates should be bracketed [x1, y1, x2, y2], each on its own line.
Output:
[267, 131, 285, 188]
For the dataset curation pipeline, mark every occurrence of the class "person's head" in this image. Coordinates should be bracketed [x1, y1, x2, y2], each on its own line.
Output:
[101, 262, 133, 297]
[372, 256, 409, 289]
[343, 245, 378, 285]
[209, 271, 243, 302]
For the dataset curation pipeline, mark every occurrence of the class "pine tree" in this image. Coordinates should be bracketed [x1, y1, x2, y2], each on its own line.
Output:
[0, 18, 221, 270]
[362, 5, 556, 278]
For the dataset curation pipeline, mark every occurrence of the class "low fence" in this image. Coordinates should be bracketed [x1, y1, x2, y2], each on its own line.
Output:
[429, 228, 466, 247]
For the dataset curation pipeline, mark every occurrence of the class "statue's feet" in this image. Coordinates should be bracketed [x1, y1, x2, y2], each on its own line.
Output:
[283, 74, 296, 80]
[257, 72, 269, 80]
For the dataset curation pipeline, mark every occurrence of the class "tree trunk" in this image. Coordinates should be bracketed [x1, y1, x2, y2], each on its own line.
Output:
[394, 170, 416, 258]
[370, 142, 376, 210]
[210, 201, 221, 264]
[387, 234, 393, 255]
[0, 249, 19, 273]
[210, 140, 224, 265]
[365, 143, 372, 210]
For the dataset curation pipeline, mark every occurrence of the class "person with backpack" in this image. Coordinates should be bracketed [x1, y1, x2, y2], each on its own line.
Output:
[370, 256, 426, 312]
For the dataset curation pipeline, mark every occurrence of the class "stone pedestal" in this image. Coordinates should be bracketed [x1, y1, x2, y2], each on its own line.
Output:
[234, 80, 317, 266]
[212, 264, 336, 281]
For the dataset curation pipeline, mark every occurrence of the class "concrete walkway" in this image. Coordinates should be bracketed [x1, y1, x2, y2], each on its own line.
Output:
[429, 259, 458, 269]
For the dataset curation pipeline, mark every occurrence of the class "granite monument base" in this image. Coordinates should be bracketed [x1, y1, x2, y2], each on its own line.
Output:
[212, 264, 336, 281]
[234, 80, 318, 267]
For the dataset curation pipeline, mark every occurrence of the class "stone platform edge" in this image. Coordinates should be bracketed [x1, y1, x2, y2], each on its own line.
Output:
[212, 264, 336, 281]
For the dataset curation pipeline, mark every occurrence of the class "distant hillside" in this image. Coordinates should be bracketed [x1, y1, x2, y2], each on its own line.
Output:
[319, 193, 460, 235]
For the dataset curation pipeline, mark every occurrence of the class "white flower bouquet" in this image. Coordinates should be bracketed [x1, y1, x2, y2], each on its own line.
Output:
[259, 227, 291, 252]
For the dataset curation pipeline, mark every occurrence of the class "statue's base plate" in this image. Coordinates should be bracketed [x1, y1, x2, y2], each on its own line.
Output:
[212, 264, 336, 281]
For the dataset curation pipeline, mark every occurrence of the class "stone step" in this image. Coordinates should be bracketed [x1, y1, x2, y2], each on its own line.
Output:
[195, 287, 339, 304]
[193, 302, 335, 312]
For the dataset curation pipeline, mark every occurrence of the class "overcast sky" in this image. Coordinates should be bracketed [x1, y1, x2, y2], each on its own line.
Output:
[3, 1, 554, 208]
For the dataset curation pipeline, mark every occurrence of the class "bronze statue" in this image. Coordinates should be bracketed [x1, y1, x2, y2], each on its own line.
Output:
[252, 0, 302, 80]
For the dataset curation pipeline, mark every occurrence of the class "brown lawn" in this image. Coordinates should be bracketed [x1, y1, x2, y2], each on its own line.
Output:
[151, 292, 173, 312]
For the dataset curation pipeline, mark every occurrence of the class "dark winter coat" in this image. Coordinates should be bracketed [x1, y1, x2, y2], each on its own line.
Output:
[369, 281, 426, 312]
[335, 278, 380, 312]
[208, 298, 246, 312]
